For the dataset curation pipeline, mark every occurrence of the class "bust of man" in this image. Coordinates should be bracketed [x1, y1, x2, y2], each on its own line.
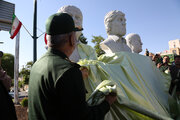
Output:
[100, 10, 131, 54]
[125, 33, 143, 53]
[58, 5, 83, 41]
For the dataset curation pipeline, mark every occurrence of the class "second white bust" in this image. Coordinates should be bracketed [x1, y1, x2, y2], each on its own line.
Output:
[125, 33, 143, 53]
[100, 10, 131, 54]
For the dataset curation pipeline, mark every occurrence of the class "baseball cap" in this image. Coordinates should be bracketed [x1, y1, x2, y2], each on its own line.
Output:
[46, 12, 83, 35]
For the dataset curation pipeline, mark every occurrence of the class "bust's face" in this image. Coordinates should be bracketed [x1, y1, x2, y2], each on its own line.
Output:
[58, 6, 83, 40]
[131, 39, 143, 53]
[126, 34, 143, 53]
[110, 15, 126, 36]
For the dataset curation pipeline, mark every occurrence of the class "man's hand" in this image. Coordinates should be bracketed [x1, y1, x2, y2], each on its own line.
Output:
[157, 63, 162, 68]
[105, 93, 117, 105]
[80, 67, 89, 80]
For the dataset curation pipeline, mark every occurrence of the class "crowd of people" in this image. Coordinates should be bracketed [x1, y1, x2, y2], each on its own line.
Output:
[149, 53, 180, 98]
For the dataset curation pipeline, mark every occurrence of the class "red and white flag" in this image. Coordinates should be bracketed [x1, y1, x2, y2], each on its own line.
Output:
[9, 14, 22, 39]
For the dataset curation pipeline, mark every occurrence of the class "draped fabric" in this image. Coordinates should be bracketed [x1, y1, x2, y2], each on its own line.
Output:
[78, 51, 176, 120]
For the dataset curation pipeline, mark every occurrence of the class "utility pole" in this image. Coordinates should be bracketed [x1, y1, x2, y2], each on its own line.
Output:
[14, 31, 20, 104]
[33, 0, 37, 63]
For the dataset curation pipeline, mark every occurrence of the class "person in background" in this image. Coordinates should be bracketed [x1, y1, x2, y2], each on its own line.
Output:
[157, 55, 171, 73]
[28, 13, 117, 120]
[152, 54, 162, 66]
[152, 54, 159, 65]
[157, 54, 163, 64]
[169, 55, 180, 98]
[145, 48, 149, 56]
[0, 51, 17, 120]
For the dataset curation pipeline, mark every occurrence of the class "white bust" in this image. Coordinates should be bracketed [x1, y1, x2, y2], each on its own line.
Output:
[58, 5, 83, 41]
[100, 10, 131, 54]
[125, 33, 143, 53]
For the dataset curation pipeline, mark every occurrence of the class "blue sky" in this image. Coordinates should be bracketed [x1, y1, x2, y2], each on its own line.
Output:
[0, 0, 180, 69]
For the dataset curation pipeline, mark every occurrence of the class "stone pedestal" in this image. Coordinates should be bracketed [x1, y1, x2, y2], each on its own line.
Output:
[15, 105, 28, 120]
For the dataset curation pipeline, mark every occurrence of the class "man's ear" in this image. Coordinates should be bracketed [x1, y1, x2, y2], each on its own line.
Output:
[69, 32, 75, 46]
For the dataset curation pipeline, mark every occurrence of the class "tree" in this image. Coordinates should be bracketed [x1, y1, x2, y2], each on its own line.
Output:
[1, 53, 14, 78]
[79, 33, 88, 44]
[91, 35, 105, 57]
[19, 61, 33, 85]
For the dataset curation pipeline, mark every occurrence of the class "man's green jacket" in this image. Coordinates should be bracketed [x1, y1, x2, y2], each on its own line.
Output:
[28, 48, 110, 120]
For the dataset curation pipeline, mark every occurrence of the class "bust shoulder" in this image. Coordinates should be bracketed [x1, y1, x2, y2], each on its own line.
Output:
[100, 35, 131, 54]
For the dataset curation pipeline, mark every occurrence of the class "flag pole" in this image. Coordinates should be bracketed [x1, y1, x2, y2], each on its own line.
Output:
[14, 30, 20, 104]
[33, 0, 37, 63]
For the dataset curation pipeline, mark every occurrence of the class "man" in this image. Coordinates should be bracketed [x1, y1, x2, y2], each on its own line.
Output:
[28, 13, 116, 120]
[145, 48, 149, 56]
[169, 55, 180, 97]
[152, 54, 162, 66]
[0, 51, 17, 120]
[100, 10, 131, 54]
[125, 33, 143, 53]
[157, 55, 171, 73]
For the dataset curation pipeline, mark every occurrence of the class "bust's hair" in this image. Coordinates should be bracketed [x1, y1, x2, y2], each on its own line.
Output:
[104, 10, 125, 34]
[126, 33, 140, 46]
[47, 32, 72, 48]
[57, 5, 83, 19]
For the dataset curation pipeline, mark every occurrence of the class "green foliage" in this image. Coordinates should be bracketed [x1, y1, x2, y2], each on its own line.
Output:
[1, 53, 14, 78]
[19, 61, 33, 85]
[20, 97, 28, 107]
[79, 33, 88, 44]
[18, 80, 24, 88]
[11, 79, 14, 86]
[91, 35, 105, 57]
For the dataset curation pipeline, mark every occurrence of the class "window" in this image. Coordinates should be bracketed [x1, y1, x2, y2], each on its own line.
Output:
[173, 50, 176, 54]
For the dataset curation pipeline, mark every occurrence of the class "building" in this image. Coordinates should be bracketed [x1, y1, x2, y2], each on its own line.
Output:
[168, 39, 180, 55]
[169, 39, 180, 49]
[160, 39, 180, 55]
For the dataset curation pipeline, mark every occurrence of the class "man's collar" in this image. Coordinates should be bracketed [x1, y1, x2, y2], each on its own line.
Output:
[47, 47, 81, 69]
[48, 47, 68, 59]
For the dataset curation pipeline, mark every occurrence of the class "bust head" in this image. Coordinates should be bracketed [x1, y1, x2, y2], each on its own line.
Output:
[58, 5, 83, 40]
[125, 33, 143, 53]
[104, 10, 126, 36]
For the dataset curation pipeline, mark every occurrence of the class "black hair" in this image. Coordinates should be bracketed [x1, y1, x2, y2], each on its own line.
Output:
[174, 55, 180, 59]
[163, 55, 169, 58]
[0, 51, 3, 57]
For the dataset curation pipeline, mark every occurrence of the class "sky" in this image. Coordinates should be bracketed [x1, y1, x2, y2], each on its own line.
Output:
[0, 0, 180, 69]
